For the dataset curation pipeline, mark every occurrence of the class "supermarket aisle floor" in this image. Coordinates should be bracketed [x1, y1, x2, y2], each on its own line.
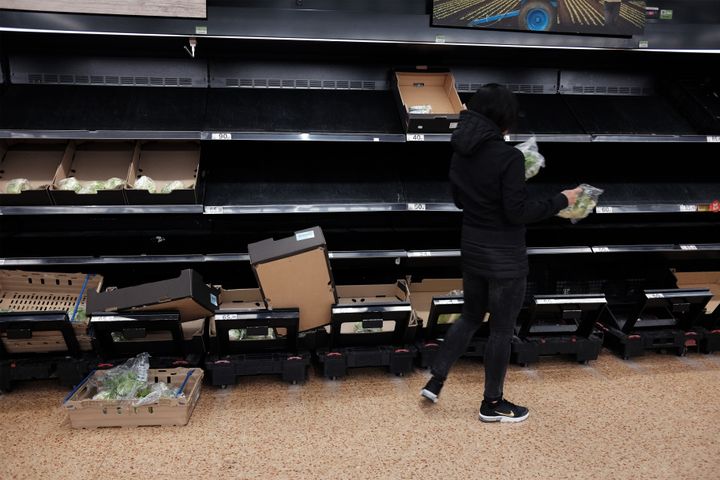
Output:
[2, 352, 720, 480]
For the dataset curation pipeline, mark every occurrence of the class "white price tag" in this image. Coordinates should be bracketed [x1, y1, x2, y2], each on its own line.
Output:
[435, 35, 446, 44]
[0, 259, 5, 266]
[707, 136, 720, 143]
[647, 293, 665, 299]
[205, 206, 224, 214]
[408, 251, 432, 258]
[679, 204, 698, 212]
[295, 230, 316, 241]
[639, 40, 649, 48]
[211, 132, 232, 140]
[217, 314, 239, 320]
[594, 247, 610, 253]
[680, 245, 698, 251]
[195, 26, 208, 35]
[373, 137, 380, 142]
[407, 134, 425, 142]
[596, 206, 614, 214]
[407, 203, 427, 211]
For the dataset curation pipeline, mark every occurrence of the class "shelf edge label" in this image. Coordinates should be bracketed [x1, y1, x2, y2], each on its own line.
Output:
[211, 132, 232, 140]
[407, 134, 425, 142]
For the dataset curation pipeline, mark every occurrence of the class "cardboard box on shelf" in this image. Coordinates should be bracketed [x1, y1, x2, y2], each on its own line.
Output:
[209, 288, 266, 337]
[0, 140, 68, 206]
[335, 282, 414, 334]
[50, 140, 135, 205]
[392, 71, 463, 133]
[409, 278, 463, 327]
[0, 270, 103, 354]
[87, 269, 218, 322]
[125, 141, 203, 205]
[63, 367, 204, 428]
[249, 227, 337, 332]
[675, 271, 720, 313]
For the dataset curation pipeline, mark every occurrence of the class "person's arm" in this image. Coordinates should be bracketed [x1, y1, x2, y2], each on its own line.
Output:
[501, 150, 572, 225]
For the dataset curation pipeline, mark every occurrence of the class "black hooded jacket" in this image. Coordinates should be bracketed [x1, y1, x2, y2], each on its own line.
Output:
[449, 110, 568, 278]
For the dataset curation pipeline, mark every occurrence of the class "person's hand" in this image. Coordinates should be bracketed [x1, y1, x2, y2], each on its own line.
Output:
[562, 187, 583, 206]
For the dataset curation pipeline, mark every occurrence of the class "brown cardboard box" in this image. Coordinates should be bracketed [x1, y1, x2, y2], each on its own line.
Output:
[87, 269, 218, 322]
[50, 140, 135, 205]
[675, 271, 720, 313]
[393, 71, 463, 133]
[63, 367, 203, 428]
[409, 278, 463, 326]
[249, 227, 337, 332]
[209, 288, 265, 337]
[0, 140, 67, 206]
[126, 141, 202, 205]
[0, 270, 103, 353]
[335, 282, 414, 334]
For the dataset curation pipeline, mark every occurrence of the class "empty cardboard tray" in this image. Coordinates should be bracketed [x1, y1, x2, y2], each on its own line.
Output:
[675, 271, 720, 314]
[87, 269, 218, 322]
[409, 278, 463, 326]
[0, 270, 103, 353]
[210, 288, 266, 337]
[0, 141, 67, 206]
[393, 71, 463, 133]
[126, 141, 202, 205]
[249, 227, 337, 332]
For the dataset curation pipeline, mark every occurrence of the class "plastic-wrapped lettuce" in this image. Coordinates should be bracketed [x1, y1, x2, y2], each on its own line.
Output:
[89, 353, 149, 400]
[515, 137, 545, 180]
[134, 175, 157, 193]
[78, 180, 105, 194]
[57, 177, 82, 192]
[557, 183, 605, 224]
[105, 177, 124, 190]
[229, 328, 276, 341]
[161, 180, 186, 194]
[5, 178, 31, 194]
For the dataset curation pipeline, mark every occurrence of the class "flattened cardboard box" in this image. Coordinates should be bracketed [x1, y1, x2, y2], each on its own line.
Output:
[87, 269, 218, 322]
[0, 270, 103, 354]
[249, 227, 337, 332]
[63, 367, 203, 428]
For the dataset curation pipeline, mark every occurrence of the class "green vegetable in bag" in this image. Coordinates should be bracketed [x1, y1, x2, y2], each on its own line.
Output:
[57, 177, 82, 192]
[557, 184, 605, 223]
[161, 180, 186, 194]
[105, 177, 124, 190]
[5, 178, 31, 194]
[134, 175, 157, 193]
[515, 137, 545, 180]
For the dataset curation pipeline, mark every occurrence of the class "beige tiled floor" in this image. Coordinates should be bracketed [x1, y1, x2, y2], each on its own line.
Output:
[2, 351, 720, 480]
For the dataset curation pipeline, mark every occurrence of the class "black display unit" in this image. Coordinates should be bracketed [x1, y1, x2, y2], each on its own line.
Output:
[317, 303, 416, 379]
[601, 288, 713, 358]
[512, 294, 606, 365]
[204, 308, 310, 386]
[0, 312, 89, 391]
[89, 312, 205, 368]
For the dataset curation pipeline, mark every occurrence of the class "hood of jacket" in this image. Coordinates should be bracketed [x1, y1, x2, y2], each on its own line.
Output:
[450, 110, 503, 156]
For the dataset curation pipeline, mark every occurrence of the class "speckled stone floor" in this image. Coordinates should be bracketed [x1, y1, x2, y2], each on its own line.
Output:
[2, 351, 719, 480]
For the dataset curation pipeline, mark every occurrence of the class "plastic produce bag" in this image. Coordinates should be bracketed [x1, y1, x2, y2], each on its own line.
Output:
[57, 177, 82, 192]
[90, 352, 150, 401]
[133, 175, 157, 193]
[409, 104, 432, 114]
[105, 177, 124, 190]
[132, 381, 185, 407]
[557, 184, 604, 224]
[161, 180, 186, 194]
[515, 137, 545, 180]
[78, 181, 104, 194]
[5, 178, 31, 194]
[229, 328, 276, 341]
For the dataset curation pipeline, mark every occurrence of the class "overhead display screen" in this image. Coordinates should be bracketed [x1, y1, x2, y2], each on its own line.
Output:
[432, 0, 647, 36]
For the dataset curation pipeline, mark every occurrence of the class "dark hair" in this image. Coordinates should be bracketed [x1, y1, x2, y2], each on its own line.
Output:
[466, 83, 519, 132]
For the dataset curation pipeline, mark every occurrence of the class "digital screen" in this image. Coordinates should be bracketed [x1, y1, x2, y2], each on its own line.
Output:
[432, 0, 647, 36]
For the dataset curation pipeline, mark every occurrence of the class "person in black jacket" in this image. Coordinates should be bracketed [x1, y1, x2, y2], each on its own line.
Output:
[421, 84, 581, 423]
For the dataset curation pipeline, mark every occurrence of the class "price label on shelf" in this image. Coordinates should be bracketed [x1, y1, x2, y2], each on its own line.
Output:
[407, 203, 427, 211]
[408, 251, 432, 258]
[407, 134, 425, 142]
[594, 247, 610, 253]
[707, 136, 720, 143]
[0, 259, 5, 266]
[211, 132, 232, 140]
[596, 206, 614, 214]
[679, 204, 698, 212]
[205, 206, 225, 214]
[647, 293, 665, 299]
[679, 245, 698, 251]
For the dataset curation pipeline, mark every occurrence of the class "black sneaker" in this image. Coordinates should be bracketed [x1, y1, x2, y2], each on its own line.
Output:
[420, 377, 444, 403]
[479, 398, 529, 423]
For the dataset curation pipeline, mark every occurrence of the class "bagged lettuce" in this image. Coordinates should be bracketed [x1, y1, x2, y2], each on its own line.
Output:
[134, 175, 157, 193]
[557, 184, 604, 223]
[105, 177, 125, 190]
[515, 136, 545, 180]
[5, 178, 31, 194]
[78, 181, 104, 194]
[161, 180, 186, 194]
[57, 177, 82, 192]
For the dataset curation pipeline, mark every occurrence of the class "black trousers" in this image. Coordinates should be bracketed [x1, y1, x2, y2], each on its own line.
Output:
[430, 270, 526, 402]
